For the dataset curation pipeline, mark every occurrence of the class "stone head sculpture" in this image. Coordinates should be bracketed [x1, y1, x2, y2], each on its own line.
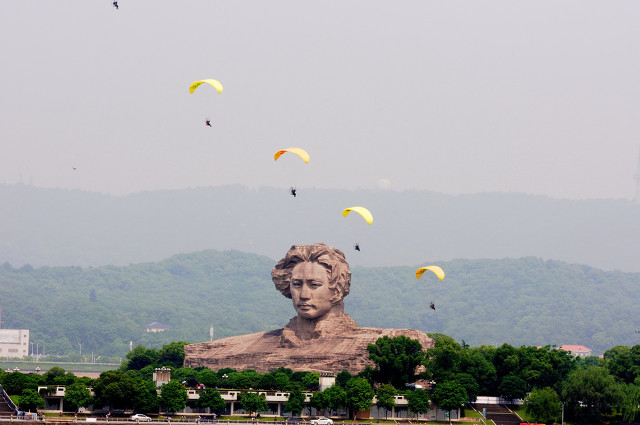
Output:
[272, 243, 351, 320]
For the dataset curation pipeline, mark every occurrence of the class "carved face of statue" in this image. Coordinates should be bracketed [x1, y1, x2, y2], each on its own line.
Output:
[290, 261, 333, 320]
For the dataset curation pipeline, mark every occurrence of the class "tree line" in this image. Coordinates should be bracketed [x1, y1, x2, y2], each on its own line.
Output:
[5, 337, 640, 423]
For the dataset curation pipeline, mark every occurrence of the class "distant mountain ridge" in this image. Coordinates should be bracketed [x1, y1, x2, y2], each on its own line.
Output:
[1, 184, 639, 272]
[0, 249, 638, 358]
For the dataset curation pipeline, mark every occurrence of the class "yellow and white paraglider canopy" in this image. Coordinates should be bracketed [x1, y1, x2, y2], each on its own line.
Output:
[342, 206, 373, 225]
[274, 147, 310, 164]
[189, 79, 224, 94]
[416, 265, 445, 280]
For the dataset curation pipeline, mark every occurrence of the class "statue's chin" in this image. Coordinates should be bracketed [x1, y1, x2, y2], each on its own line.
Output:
[296, 311, 320, 320]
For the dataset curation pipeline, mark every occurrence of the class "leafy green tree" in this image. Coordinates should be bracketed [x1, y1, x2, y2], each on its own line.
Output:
[197, 369, 220, 388]
[431, 381, 467, 424]
[239, 392, 268, 417]
[425, 334, 461, 383]
[44, 367, 67, 382]
[229, 370, 260, 389]
[524, 387, 561, 425]
[561, 366, 621, 424]
[367, 336, 426, 388]
[19, 388, 45, 411]
[131, 377, 160, 413]
[92, 371, 136, 410]
[196, 388, 226, 413]
[335, 371, 352, 388]
[158, 342, 188, 369]
[258, 373, 277, 390]
[455, 348, 497, 394]
[498, 374, 528, 401]
[273, 371, 291, 391]
[171, 367, 198, 384]
[603, 345, 640, 384]
[160, 380, 188, 413]
[125, 346, 160, 371]
[406, 389, 430, 419]
[53, 372, 79, 386]
[618, 383, 640, 423]
[492, 344, 520, 382]
[345, 377, 374, 415]
[310, 391, 328, 415]
[516, 346, 576, 391]
[285, 388, 306, 415]
[217, 368, 237, 378]
[453, 373, 479, 402]
[323, 384, 347, 416]
[375, 384, 397, 418]
[64, 382, 93, 412]
[2, 372, 38, 395]
[301, 373, 320, 391]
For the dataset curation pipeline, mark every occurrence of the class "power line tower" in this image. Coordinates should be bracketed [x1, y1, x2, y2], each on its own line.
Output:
[635, 147, 640, 203]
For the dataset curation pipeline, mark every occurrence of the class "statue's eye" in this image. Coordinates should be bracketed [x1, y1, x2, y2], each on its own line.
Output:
[292, 280, 302, 287]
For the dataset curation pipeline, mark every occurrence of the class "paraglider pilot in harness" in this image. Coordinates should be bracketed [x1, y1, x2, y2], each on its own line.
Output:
[113, 1, 118, 9]
[354, 243, 360, 252]
[290, 187, 297, 197]
[205, 119, 212, 127]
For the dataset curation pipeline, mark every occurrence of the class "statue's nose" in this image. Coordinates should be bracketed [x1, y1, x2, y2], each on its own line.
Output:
[299, 283, 311, 298]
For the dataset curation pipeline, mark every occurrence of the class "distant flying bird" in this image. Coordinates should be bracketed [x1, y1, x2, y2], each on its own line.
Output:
[72, 167, 77, 171]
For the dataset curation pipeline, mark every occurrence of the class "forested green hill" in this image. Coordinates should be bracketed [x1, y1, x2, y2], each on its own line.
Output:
[1, 250, 638, 358]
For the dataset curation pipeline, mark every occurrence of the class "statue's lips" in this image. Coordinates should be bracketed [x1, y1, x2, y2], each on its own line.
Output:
[297, 304, 314, 310]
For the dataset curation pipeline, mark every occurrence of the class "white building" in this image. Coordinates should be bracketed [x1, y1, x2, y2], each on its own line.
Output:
[558, 344, 593, 358]
[0, 329, 30, 358]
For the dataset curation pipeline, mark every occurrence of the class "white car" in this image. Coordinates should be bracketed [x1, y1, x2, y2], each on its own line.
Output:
[310, 418, 333, 425]
[131, 414, 152, 422]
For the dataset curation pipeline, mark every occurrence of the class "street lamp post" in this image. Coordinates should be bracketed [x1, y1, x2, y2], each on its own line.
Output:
[561, 402, 565, 425]
[78, 343, 82, 356]
[30, 342, 34, 357]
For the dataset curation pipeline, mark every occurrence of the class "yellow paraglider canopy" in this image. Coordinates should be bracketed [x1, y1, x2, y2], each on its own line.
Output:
[274, 147, 310, 164]
[189, 79, 224, 94]
[416, 265, 445, 280]
[342, 206, 373, 225]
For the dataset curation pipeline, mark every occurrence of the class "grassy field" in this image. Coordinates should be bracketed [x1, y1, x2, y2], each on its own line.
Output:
[0, 360, 119, 373]
[509, 406, 532, 423]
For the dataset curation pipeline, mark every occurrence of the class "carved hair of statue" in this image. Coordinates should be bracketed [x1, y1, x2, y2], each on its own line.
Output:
[272, 243, 351, 305]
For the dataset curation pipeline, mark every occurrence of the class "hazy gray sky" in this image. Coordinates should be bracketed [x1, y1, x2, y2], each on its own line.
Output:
[2, 1, 640, 199]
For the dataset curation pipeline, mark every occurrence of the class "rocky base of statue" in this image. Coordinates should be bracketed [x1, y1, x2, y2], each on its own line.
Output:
[183, 242, 434, 374]
[184, 313, 432, 374]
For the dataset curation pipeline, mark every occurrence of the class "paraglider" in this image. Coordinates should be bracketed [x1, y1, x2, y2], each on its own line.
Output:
[274, 148, 310, 164]
[342, 207, 373, 225]
[415, 265, 445, 280]
[274, 148, 309, 197]
[416, 266, 445, 311]
[189, 79, 224, 94]
[190, 79, 223, 126]
[343, 207, 372, 251]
